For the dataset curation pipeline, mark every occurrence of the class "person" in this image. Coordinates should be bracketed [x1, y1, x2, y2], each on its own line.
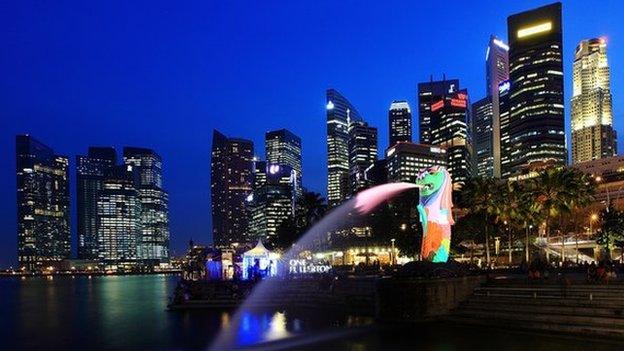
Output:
[587, 262, 597, 283]
[597, 261, 607, 283]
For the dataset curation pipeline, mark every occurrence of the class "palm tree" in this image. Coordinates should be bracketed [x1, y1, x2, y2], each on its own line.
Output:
[528, 168, 594, 262]
[460, 177, 499, 266]
[493, 181, 525, 265]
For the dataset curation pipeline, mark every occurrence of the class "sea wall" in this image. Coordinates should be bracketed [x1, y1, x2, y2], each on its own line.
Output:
[376, 275, 485, 323]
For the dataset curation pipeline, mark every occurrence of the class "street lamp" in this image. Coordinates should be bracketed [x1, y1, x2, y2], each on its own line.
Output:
[390, 238, 396, 265]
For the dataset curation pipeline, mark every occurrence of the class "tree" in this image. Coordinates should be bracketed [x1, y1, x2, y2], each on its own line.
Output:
[460, 177, 499, 265]
[596, 204, 624, 261]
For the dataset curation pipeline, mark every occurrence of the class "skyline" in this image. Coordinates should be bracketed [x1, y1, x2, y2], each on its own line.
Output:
[2, 1, 624, 266]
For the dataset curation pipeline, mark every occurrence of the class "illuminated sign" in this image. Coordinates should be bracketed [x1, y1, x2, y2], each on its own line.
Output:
[326, 101, 334, 110]
[498, 80, 510, 94]
[517, 22, 552, 39]
[493, 38, 509, 51]
[450, 99, 467, 108]
[431, 100, 444, 112]
[288, 259, 332, 274]
[268, 164, 280, 174]
[456, 92, 467, 100]
[386, 147, 396, 157]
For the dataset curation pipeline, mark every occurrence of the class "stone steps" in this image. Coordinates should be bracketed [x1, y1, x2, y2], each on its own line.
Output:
[448, 281, 624, 339]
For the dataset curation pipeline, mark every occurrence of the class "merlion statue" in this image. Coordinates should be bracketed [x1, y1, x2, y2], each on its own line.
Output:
[415, 166, 454, 262]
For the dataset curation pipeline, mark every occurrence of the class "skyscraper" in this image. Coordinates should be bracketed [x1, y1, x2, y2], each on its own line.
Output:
[76, 147, 117, 260]
[326, 88, 363, 206]
[506, 2, 566, 177]
[97, 165, 142, 265]
[388, 101, 412, 147]
[16, 135, 70, 270]
[418, 78, 473, 189]
[211, 130, 254, 247]
[265, 129, 303, 193]
[571, 38, 617, 164]
[472, 97, 495, 177]
[486, 35, 510, 99]
[348, 120, 378, 195]
[385, 142, 447, 183]
[247, 164, 295, 242]
[498, 80, 513, 178]
[485, 35, 509, 177]
[124, 147, 170, 263]
[418, 78, 459, 145]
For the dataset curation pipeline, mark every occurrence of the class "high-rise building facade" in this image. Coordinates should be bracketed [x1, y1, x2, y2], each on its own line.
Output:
[16, 135, 70, 270]
[418, 79, 473, 189]
[326, 88, 363, 206]
[123, 147, 169, 262]
[498, 80, 513, 178]
[485, 35, 509, 177]
[418, 79, 460, 145]
[506, 2, 566, 177]
[211, 130, 254, 247]
[247, 164, 295, 241]
[348, 120, 378, 194]
[265, 129, 303, 193]
[97, 165, 142, 264]
[76, 147, 117, 260]
[388, 101, 412, 147]
[486, 35, 510, 99]
[386, 142, 447, 183]
[472, 97, 494, 177]
[571, 38, 617, 164]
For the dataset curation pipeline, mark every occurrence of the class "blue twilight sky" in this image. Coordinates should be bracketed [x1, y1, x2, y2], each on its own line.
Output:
[0, 1, 623, 267]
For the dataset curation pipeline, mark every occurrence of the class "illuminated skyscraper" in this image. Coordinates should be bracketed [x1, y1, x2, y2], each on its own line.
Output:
[265, 129, 302, 193]
[211, 130, 254, 247]
[123, 147, 169, 263]
[76, 147, 117, 260]
[472, 97, 495, 177]
[388, 101, 412, 147]
[16, 135, 70, 271]
[348, 120, 378, 194]
[326, 88, 363, 206]
[485, 35, 509, 177]
[418, 79, 459, 145]
[506, 3, 566, 176]
[571, 38, 617, 164]
[97, 165, 142, 265]
[418, 78, 473, 189]
[247, 164, 295, 241]
[385, 142, 447, 183]
[498, 80, 513, 178]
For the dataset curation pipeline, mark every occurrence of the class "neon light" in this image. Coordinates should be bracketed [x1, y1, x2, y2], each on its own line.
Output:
[431, 100, 444, 112]
[517, 22, 552, 39]
[493, 38, 509, 51]
[498, 80, 510, 93]
[450, 99, 467, 108]
[456, 93, 467, 100]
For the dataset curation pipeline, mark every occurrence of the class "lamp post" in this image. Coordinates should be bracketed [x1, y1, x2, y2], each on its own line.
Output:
[390, 238, 396, 265]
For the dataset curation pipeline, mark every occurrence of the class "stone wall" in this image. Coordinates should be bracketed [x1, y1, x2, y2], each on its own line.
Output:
[376, 275, 485, 323]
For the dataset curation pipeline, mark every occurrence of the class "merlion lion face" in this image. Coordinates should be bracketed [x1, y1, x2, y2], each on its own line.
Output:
[415, 166, 444, 197]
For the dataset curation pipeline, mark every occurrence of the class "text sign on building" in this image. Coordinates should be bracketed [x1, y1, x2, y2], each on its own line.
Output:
[288, 259, 332, 274]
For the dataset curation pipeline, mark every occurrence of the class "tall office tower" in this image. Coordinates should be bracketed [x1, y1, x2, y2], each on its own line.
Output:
[486, 35, 510, 98]
[253, 159, 267, 189]
[76, 147, 117, 259]
[506, 2, 566, 176]
[348, 120, 378, 195]
[265, 129, 302, 194]
[486, 35, 509, 177]
[326, 88, 363, 206]
[16, 135, 70, 270]
[498, 80, 513, 178]
[385, 142, 447, 183]
[388, 101, 412, 147]
[97, 165, 142, 264]
[211, 130, 254, 247]
[418, 79, 473, 189]
[472, 97, 494, 177]
[123, 147, 169, 263]
[418, 78, 459, 145]
[247, 164, 295, 242]
[571, 38, 617, 163]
